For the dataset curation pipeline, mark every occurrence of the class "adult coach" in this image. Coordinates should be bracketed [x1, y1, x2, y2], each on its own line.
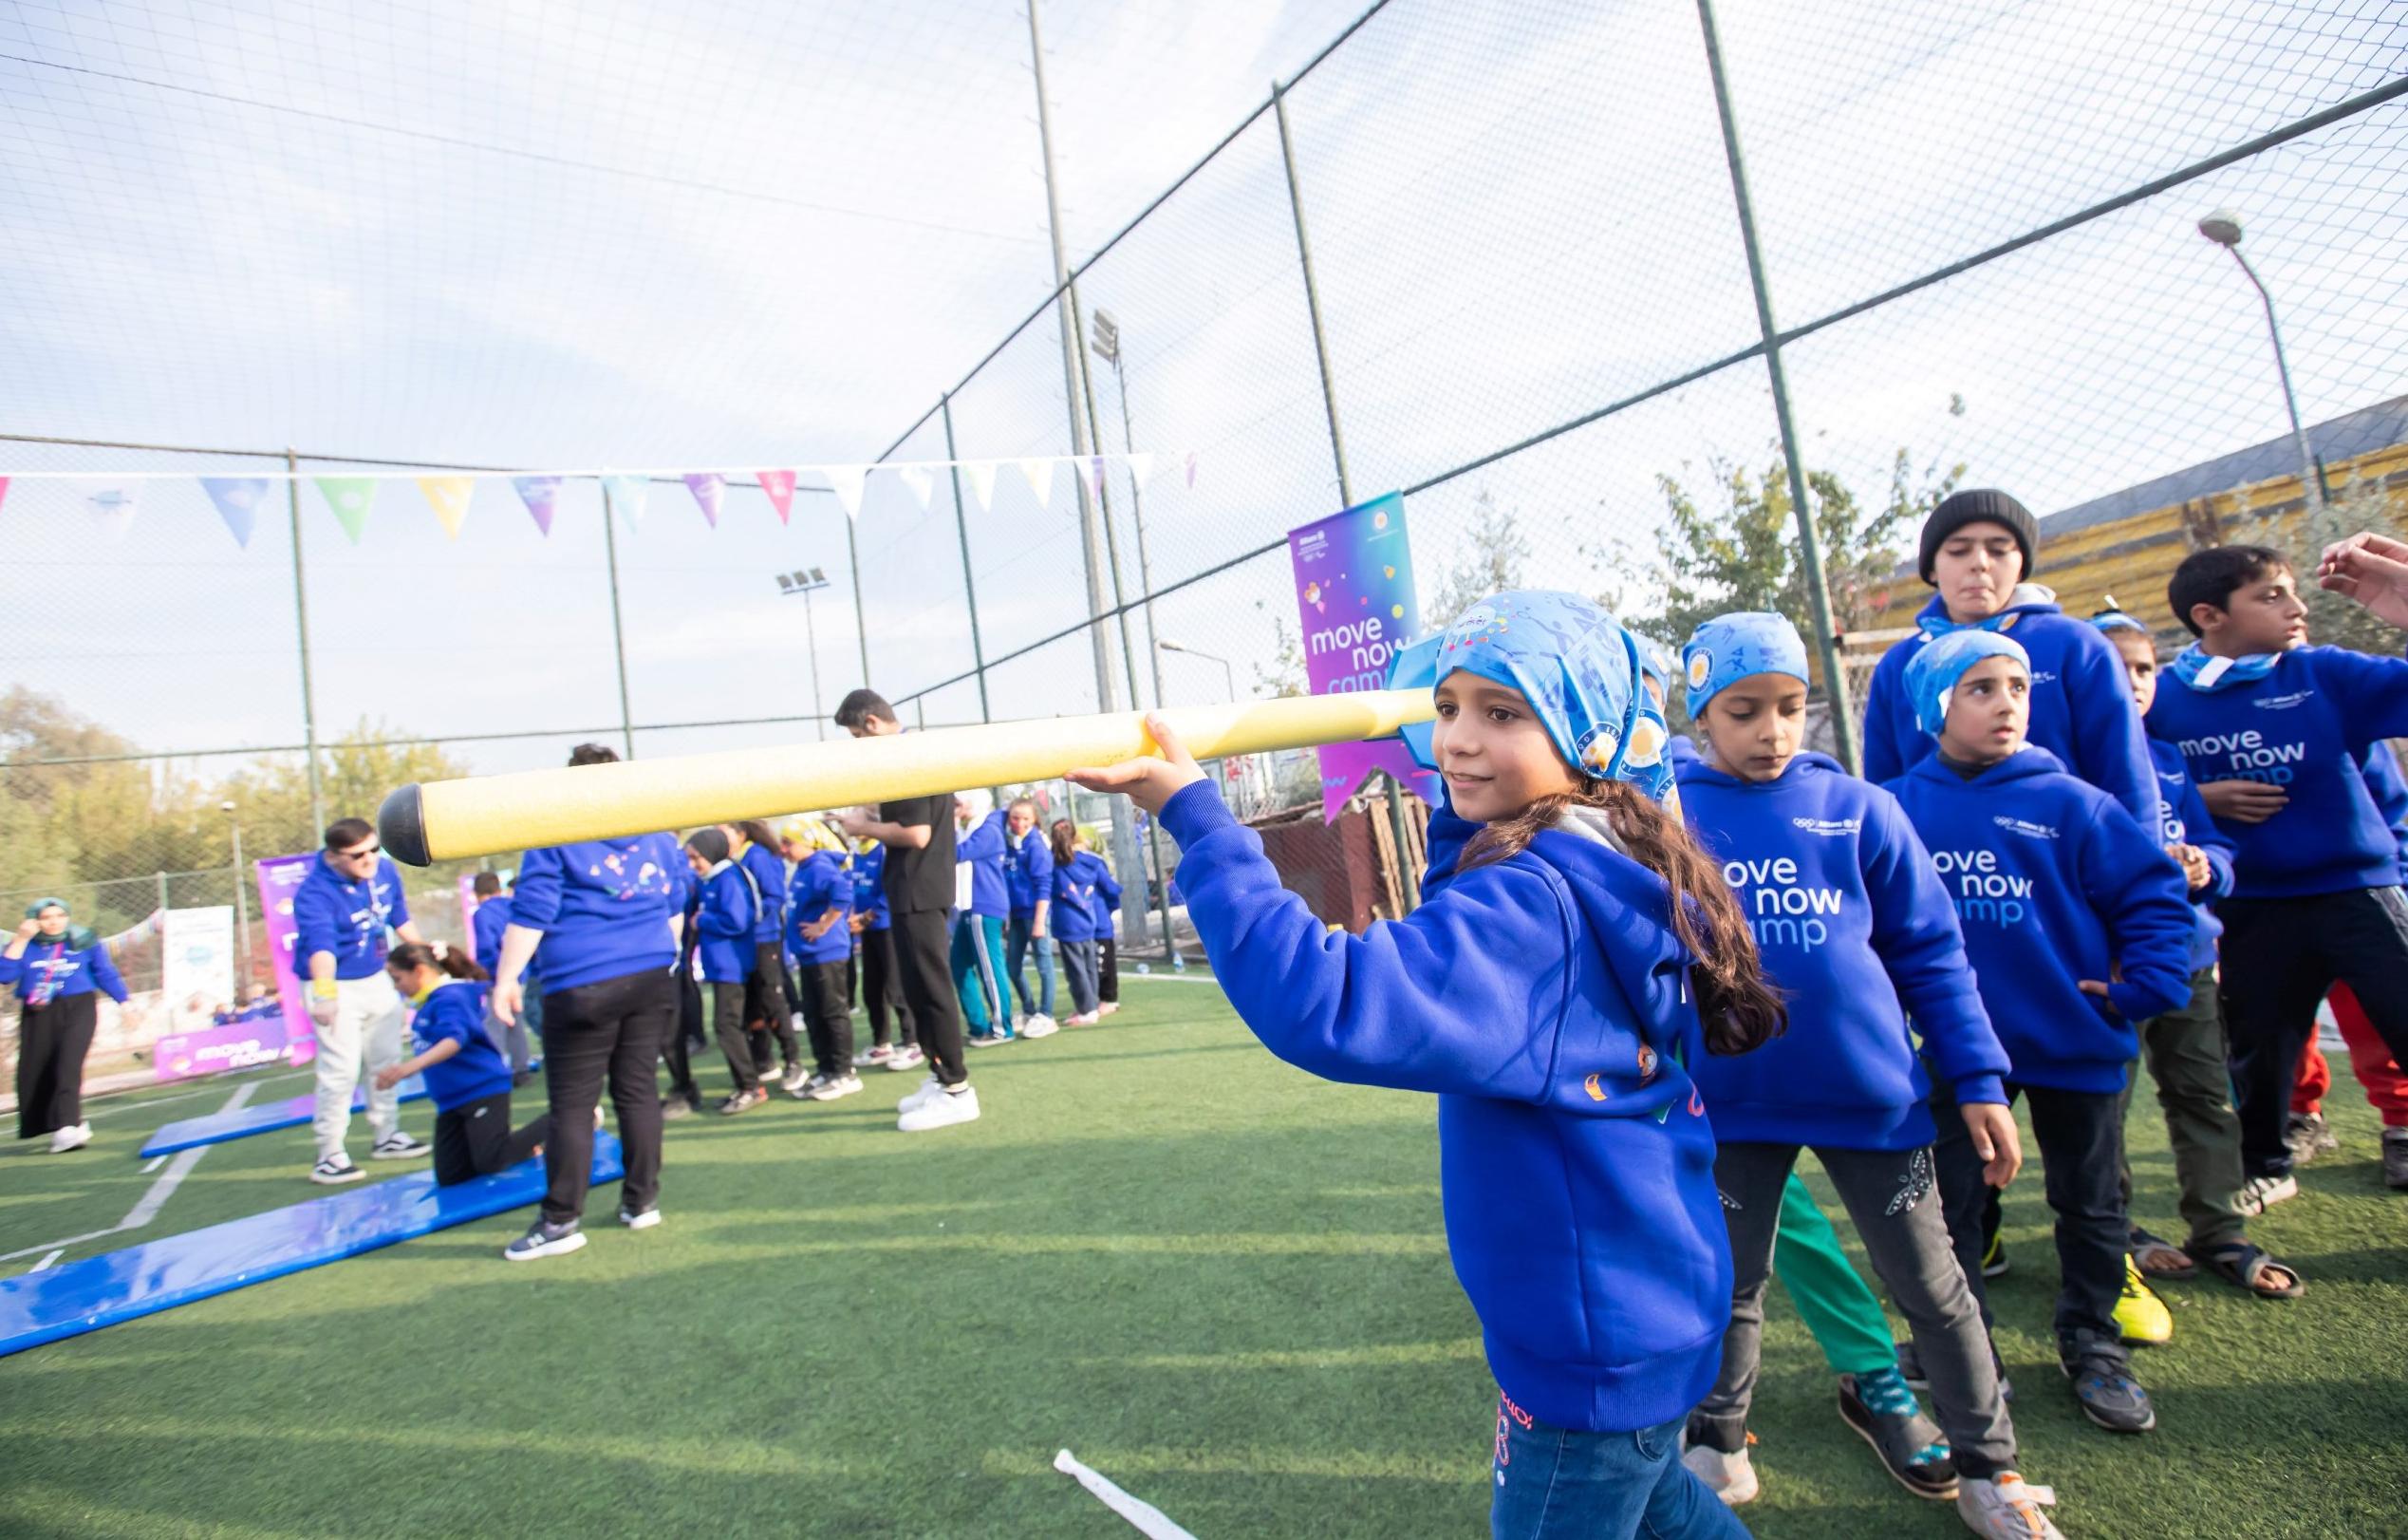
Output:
[834, 689, 979, 1132]
[295, 817, 429, 1184]
[490, 742, 684, 1260]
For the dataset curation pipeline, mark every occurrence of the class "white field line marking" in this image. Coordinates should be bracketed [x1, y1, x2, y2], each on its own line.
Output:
[27, 1249, 63, 1273]
[0, 1080, 257, 1264]
[1053, 1450, 1199, 1540]
[140, 1155, 167, 1174]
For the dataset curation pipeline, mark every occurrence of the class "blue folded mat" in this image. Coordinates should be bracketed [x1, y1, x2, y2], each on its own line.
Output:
[0, 1132, 622, 1358]
[140, 1079, 432, 1158]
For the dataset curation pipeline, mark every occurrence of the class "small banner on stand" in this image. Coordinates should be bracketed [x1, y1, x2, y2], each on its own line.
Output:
[1288, 491, 1437, 822]
[513, 475, 563, 535]
[199, 477, 271, 547]
[757, 469, 796, 523]
[313, 478, 377, 544]
[684, 472, 725, 527]
[418, 476, 474, 538]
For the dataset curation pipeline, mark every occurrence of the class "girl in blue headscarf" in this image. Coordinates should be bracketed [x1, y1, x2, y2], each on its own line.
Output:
[1073, 590, 1779, 1540]
[4, 898, 128, 1152]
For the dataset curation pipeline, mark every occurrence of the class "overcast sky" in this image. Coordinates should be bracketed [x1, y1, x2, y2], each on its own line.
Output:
[1, 0, 2401, 780]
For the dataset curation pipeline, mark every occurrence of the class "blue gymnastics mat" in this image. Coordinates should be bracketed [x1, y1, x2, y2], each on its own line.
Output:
[140, 1079, 432, 1158]
[0, 1133, 622, 1358]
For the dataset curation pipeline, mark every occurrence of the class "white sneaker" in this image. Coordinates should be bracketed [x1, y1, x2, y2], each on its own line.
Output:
[311, 1154, 365, 1185]
[1955, 1473, 2062, 1538]
[618, 1206, 662, 1230]
[2236, 1173, 2299, 1213]
[48, 1122, 92, 1154]
[897, 1074, 945, 1114]
[897, 1084, 980, 1133]
[370, 1132, 431, 1160]
[886, 1044, 925, 1071]
[805, 1072, 864, 1101]
[1682, 1442, 1759, 1506]
[1011, 1012, 1027, 1030]
[1065, 1011, 1100, 1027]
[852, 1044, 893, 1067]
[592, 1105, 606, 1131]
[1098, 1002, 1119, 1016]
[780, 1061, 812, 1095]
[1021, 1014, 1060, 1039]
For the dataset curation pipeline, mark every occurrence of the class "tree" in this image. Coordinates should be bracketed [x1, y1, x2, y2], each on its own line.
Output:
[1249, 604, 1308, 698]
[1424, 491, 1533, 629]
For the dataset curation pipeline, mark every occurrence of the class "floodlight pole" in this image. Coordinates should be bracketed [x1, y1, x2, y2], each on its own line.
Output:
[284, 449, 326, 832]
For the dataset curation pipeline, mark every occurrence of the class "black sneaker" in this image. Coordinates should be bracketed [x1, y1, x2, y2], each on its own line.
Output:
[1837, 1372, 1957, 1500]
[716, 1089, 757, 1116]
[309, 1153, 365, 1185]
[503, 1219, 587, 1262]
[370, 1132, 431, 1160]
[1896, 1339, 2013, 1402]
[2061, 1333, 2155, 1434]
[2285, 1111, 2338, 1165]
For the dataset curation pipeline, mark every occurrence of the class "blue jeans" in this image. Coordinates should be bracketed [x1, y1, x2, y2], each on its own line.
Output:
[1492, 1395, 1749, 1540]
[1005, 912, 1056, 1018]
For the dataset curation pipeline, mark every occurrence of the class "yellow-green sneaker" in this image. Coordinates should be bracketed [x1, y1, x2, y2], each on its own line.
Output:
[2115, 1255, 2174, 1345]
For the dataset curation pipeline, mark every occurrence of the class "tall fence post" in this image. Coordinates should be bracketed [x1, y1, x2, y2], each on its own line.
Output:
[1695, 0, 1860, 774]
[940, 394, 993, 724]
[599, 480, 638, 759]
[844, 509, 872, 686]
[283, 449, 326, 832]
[1274, 79, 1353, 508]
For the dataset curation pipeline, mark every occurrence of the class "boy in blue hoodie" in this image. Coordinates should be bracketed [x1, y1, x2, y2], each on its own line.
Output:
[1888, 630, 2193, 1437]
[785, 821, 860, 1101]
[2092, 604, 2303, 1304]
[1862, 489, 2156, 828]
[2146, 544, 2408, 1211]
[1674, 614, 2052, 1533]
[686, 829, 767, 1114]
[952, 791, 1015, 1046]
[1074, 592, 1793, 1540]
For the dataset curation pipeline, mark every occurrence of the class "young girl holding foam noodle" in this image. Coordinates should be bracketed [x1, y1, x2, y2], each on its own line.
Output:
[1073, 591, 1776, 1540]
[1671, 612, 2060, 1539]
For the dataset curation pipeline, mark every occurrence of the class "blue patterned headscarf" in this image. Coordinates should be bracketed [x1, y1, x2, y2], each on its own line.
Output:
[1680, 612, 1808, 715]
[1903, 629, 2030, 735]
[1633, 633, 1676, 705]
[1388, 590, 1675, 804]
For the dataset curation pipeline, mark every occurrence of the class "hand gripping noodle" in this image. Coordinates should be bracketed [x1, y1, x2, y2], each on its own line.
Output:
[378, 692, 1437, 866]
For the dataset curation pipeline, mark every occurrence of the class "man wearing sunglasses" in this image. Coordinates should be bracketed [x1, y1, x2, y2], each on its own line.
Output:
[294, 817, 430, 1183]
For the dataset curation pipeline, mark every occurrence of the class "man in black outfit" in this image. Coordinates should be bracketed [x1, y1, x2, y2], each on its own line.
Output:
[835, 689, 980, 1132]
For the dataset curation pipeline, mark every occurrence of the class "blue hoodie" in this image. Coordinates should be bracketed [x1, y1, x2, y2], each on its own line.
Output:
[469, 895, 513, 977]
[1161, 779, 1729, 1434]
[510, 834, 682, 992]
[850, 843, 890, 929]
[1052, 850, 1121, 942]
[0, 938, 129, 1006]
[785, 851, 853, 966]
[958, 809, 1010, 918]
[1888, 747, 2194, 1092]
[1004, 828, 1055, 917]
[739, 841, 786, 946]
[407, 980, 511, 1112]
[2364, 742, 2408, 882]
[1677, 753, 2007, 1148]
[2147, 646, 2408, 897]
[1865, 593, 2156, 830]
[692, 860, 757, 984]
[292, 853, 414, 980]
[2145, 739, 2236, 972]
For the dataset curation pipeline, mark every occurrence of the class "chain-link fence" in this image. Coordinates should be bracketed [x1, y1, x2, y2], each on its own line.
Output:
[5, 3, 2405, 1035]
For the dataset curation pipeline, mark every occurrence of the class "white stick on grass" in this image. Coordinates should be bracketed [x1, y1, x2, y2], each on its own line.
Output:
[1053, 1450, 1199, 1540]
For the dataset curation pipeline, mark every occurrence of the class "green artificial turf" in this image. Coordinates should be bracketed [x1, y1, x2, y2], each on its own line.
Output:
[3, 979, 2404, 1537]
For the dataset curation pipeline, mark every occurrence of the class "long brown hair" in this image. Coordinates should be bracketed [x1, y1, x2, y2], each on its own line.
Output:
[1048, 817, 1078, 869]
[386, 940, 489, 983]
[1462, 779, 1783, 1056]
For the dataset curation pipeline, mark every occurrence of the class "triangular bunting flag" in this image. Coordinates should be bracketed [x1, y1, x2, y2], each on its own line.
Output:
[417, 476, 474, 538]
[684, 473, 726, 527]
[313, 477, 377, 544]
[896, 464, 934, 511]
[198, 477, 270, 547]
[757, 469, 797, 523]
[1128, 452, 1155, 490]
[1185, 449, 1200, 488]
[0, 478, 9, 516]
[81, 480, 140, 542]
[963, 460, 999, 513]
[599, 474, 649, 528]
[1016, 458, 1056, 506]
[513, 475, 563, 536]
[824, 465, 866, 521]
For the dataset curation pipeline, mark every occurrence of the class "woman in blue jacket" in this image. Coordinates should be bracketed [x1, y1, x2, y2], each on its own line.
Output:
[1673, 614, 2059, 1538]
[4, 898, 128, 1152]
[1073, 591, 1778, 1540]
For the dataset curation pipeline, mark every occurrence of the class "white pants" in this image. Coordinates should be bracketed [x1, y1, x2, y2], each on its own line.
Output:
[311, 971, 406, 1159]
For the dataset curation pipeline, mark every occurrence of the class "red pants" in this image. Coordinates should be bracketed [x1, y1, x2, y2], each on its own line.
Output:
[2292, 985, 2408, 1128]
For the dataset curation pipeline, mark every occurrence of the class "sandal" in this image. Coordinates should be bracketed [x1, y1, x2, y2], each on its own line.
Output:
[2199, 1240, 2305, 1300]
[2128, 1226, 2196, 1280]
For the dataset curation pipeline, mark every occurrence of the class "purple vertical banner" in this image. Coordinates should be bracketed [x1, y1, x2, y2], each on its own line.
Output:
[257, 853, 320, 1066]
[1287, 491, 1438, 821]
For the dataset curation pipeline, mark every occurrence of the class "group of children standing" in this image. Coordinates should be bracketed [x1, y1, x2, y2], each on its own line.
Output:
[1065, 496, 2408, 1540]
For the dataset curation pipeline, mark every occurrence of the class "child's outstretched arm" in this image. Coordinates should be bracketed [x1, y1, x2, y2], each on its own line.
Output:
[1073, 719, 1573, 1099]
[375, 1034, 458, 1092]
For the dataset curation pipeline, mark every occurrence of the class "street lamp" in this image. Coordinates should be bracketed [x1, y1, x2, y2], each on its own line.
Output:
[2197, 209, 2324, 510]
[1157, 637, 1235, 701]
[775, 567, 831, 740]
[221, 800, 252, 992]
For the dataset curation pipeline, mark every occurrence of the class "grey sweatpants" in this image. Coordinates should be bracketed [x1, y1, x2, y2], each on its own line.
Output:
[1693, 1140, 2017, 1479]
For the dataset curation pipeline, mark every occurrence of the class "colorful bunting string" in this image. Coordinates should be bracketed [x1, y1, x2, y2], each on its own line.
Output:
[83, 480, 140, 543]
[683, 472, 725, 527]
[313, 477, 377, 544]
[758, 469, 797, 524]
[600, 473, 649, 527]
[199, 477, 270, 547]
[895, 464, 934, 511]
[418, 476, 475, 538]
[513, 475, 563, 536]
[825, 465, 867, 521]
